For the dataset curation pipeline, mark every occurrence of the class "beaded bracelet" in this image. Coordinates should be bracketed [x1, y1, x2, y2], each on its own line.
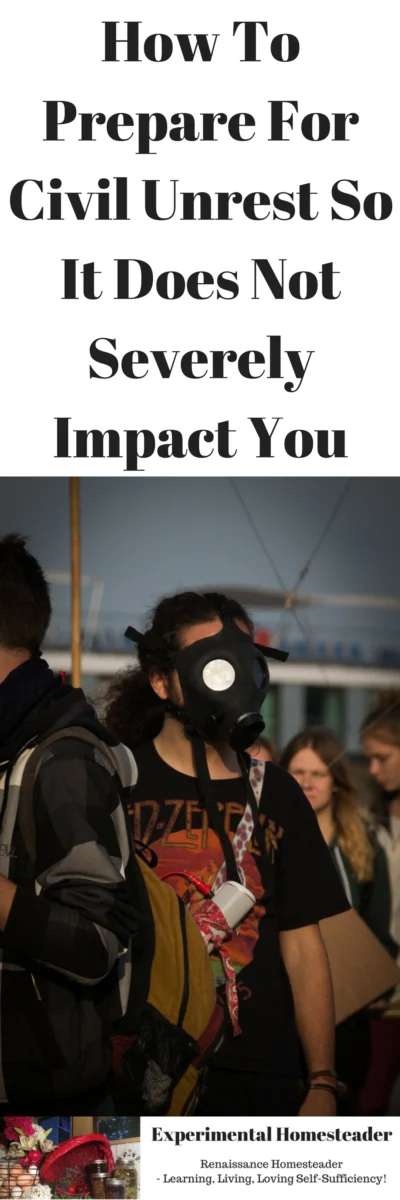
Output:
[308, 1082, 339, 1096]
[308, 1075, 346, 1096]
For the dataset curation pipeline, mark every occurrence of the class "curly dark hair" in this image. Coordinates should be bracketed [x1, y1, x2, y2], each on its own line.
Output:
[103, 590, 253, 748]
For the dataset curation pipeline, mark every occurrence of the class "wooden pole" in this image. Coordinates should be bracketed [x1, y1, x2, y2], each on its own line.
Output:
[69, 477, 82, 688]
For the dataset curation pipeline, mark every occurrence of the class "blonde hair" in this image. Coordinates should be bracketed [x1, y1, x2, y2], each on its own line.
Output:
[280, 726, 374, 883]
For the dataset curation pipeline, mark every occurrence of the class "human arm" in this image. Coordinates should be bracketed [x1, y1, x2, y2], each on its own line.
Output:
[280, 923, 336, 1115]
[0, 876, 16, 930]
[267, 765, 350, 1114]
[1, 746, 144, 984]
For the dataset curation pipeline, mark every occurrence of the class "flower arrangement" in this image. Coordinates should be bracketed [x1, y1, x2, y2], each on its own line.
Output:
[22, 1188, 53, 1200]
[3, 1119, 54, 1167]
[0, 1121, 55, 1197]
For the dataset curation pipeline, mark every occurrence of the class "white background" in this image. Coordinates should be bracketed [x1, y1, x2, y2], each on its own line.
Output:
[1, 1, 399, 474]
[140, 1116, 398, 1199]
[2, 5, 400, 1186]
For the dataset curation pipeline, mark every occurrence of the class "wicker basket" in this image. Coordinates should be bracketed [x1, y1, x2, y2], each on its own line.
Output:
[0, 1161, 39, 1197]
[40, 1136, 113, 1197]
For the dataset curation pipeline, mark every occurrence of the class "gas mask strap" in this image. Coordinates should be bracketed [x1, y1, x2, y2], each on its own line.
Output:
[191, 735, 241, 885]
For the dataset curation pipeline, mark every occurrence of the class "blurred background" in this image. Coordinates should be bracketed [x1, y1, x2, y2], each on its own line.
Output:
[1, 476, 399, 777]
[2, 474, 400, 1115]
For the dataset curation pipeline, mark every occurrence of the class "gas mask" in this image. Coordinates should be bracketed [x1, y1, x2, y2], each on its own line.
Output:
[125, 619, 288, 752]
[125, 614, 288, 891]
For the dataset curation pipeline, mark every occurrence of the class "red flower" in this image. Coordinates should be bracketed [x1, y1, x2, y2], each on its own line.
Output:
[21, 1150, 42, 1166]
[4, 1117, 35, 1140]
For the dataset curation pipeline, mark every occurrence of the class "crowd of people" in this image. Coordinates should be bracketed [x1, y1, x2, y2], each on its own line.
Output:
[0, 534, 399, 1118]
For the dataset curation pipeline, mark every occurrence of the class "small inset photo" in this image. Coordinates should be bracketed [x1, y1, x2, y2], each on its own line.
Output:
[0, 1118, 140, 1199]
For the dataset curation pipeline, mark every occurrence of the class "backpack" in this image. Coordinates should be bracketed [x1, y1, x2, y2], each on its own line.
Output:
[15, 726, 224, 1116]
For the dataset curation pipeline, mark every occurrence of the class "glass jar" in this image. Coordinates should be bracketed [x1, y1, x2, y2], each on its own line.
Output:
[89, 1160, 109, 1174]
[105, 1180, 126, 1199]
[90, 1171, 109, 1198]
[112, 1161, 137, 1200]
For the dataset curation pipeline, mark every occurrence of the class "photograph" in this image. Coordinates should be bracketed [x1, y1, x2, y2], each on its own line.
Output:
[0, 476, 399, 1127]
[0, 1115, 140, 1198]
[2, 0, 399, 1195]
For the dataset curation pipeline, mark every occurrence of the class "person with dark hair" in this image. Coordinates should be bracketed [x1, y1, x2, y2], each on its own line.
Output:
[0, 535, 148, 1113]
[104, 590, 350, 1117]
[361, 692, 400, 960]
[280, 725, 397, 1110]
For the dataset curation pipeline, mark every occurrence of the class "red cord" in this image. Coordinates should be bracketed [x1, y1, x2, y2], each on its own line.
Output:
[160, 870, 213, 897]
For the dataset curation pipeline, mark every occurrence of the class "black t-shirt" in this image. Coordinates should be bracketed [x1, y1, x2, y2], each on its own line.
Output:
[130, 741, 349, 1078]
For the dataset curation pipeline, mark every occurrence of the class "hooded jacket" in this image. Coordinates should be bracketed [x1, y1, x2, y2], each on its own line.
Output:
[0, 659, 149, 1108]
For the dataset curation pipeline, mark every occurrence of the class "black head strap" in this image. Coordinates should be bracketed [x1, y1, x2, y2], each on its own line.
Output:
[125, 622, 288, 664]
[125, 625, 144, 645]
[124, 625, 173, 665]
[254, 643, 289, 662]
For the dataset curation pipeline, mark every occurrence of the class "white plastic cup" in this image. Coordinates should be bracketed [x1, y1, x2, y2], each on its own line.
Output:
[211, 880, 256, 930]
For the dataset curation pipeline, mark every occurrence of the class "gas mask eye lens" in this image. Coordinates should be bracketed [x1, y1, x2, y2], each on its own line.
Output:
[253, 657, 267, 689]
[202, 659, 236, 692]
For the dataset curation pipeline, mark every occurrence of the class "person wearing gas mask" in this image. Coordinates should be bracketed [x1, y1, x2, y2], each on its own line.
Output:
[104, 591, 350, 1117]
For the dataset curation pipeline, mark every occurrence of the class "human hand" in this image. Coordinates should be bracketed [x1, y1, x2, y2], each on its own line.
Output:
[298, 1088, 337, 1117]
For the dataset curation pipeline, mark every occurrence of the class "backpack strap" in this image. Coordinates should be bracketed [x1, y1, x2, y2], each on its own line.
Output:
[17, 726, 129, 864]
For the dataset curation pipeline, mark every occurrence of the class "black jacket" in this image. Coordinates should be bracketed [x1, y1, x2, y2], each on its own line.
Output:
[0, 660, 149, 1108]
